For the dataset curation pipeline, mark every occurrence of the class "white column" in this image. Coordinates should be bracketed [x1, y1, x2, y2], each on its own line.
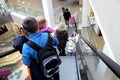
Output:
[41, 0, 55, 27]
[81, 0, 91, 27]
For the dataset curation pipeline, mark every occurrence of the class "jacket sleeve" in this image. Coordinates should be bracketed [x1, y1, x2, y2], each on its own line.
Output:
[52, 35, 59, 46]
[22, 44, 32, 66]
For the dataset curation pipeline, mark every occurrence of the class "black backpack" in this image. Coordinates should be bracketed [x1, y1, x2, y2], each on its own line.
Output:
[26, 33, 61, 77]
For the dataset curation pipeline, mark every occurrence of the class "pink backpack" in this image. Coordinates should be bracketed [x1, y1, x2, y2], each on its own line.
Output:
[70, 16, 75, 23]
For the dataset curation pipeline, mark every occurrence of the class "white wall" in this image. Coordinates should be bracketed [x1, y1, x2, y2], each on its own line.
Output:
[88, 0, 120, 64]
[88, 0, 120, 79]
[81, 0, 91, 27]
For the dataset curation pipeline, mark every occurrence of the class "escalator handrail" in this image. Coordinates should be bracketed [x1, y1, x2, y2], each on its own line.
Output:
[75, 54, 81, 80]
[79, 35, 120, 79]
[0, 49, 18, 58]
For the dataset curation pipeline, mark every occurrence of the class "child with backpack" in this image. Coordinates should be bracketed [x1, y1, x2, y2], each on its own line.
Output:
[70, 15, 76, 26]
[70, 15, 77, 30]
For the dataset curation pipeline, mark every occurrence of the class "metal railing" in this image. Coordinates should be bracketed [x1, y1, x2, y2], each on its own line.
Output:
[0, 49, 17, 58]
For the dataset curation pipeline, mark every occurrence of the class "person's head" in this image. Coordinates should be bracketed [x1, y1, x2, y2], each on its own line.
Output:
[36, 16, 47, 28]
[66, 8, 68, 11]
[57, 22, 66, 31]
[22, 17, 38, 34]
[62, 7, 65, 11]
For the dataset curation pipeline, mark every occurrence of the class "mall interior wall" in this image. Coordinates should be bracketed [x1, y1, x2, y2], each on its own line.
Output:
[88, 0, 120, 79]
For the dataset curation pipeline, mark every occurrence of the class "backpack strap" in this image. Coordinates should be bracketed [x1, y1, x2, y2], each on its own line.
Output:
[26, 40, 41, 52]
[46, 33, 53, 46]
[26, 33, 52, 51]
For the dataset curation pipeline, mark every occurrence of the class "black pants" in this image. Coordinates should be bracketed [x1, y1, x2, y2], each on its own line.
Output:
[58, 47, 66, 56]
[45, 72, 60, 80]
[65, 20, 69, 27]
[30, 58, 47, 80]
[52, 72, 60, 80]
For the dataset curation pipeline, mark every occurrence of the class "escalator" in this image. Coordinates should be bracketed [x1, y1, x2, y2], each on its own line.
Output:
[0, 4, 120, 79]
[0, 32, 120, 80]
[0, 51, 81, 80]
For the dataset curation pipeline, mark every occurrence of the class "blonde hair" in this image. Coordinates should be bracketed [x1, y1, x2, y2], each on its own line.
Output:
[36, 16, 47, 27]
[57, 22, 66, 31]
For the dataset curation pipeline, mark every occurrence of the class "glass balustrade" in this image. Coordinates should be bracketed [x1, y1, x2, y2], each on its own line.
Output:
[1, 1, 44, 17]
[0, 3, 10, 16]
[76, 36, 100, 80]
[11, 3, 44, 17]
[0, 23, 23, 80]
[77, 34, 120, 79]
[0, 51, 22, 80]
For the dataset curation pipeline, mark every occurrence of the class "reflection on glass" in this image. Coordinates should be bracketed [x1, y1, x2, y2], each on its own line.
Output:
[77, 37, 99, 79]
[11, 3, 43, 17]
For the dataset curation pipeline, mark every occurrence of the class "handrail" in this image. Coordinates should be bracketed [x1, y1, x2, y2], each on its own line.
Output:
[79, 35, 120, 79]
[75, 54, 81, 80]
[0, 49, 18, 58]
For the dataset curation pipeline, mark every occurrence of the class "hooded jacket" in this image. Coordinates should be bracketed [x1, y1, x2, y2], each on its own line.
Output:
[56, 30, 68, 48]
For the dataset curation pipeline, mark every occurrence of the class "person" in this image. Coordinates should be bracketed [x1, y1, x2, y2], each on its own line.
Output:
[13, 28, 31, 79]
[62, 7, 65, 14]
[36, 16, 56, 33]
[36, 16, 56, 38]
[70, 15, 77, 31]
[22, 17, 59, 80]
[13, 27, 28, 53]
[70, 15, 75, 26]
[56, 22, 68, 56]
[66, 30, 79, 56]
[63, 8, 71, 27]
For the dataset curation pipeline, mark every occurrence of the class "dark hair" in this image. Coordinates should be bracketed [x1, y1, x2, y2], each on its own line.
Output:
[62, 7, 65, 10]
[22, 17, 38, 33]
[66, 8, 68, 11]
[62, 7, 65, 13]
